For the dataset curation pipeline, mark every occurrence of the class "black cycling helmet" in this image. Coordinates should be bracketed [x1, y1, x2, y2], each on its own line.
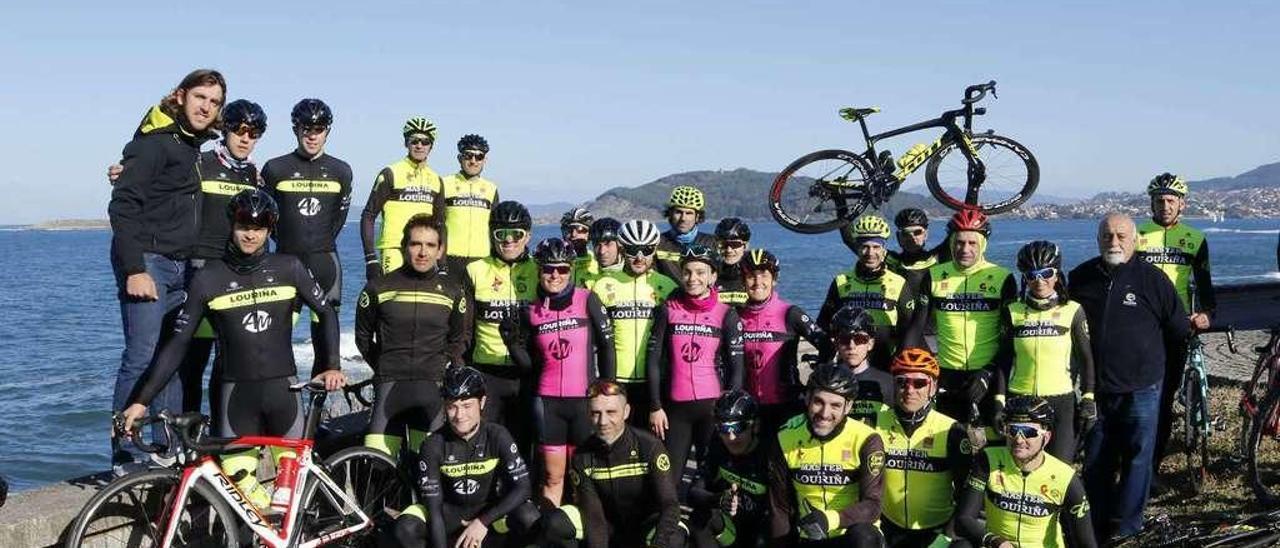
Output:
[458, 134, 490, 153]
[589, 218, 622, 243]
[894, 208, 929, 229]
[680, 244, 720, 273]
[714, 389, 759, 424]
[740, 249, 780, 275]
[560, 207, 594, 230]
[221, 99, 267, 133]
[829, 303, 876, 336]
[1002, 395, 1056, 430]
[291, 98, 333, 128]
[1016, 240, 1062, 272]
[714, 217, 752, 242]
[227, 189, 279, 230]
[441, 366, 487, 400]
[807, 364, 859, 400]
[490, 201, 532, 231]
[534, 237, 578, 265]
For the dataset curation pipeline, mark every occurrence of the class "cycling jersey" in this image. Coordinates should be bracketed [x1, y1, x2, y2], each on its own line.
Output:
[134, 252, 340, 405]
[193, 148, 261, 259]
[578, 259, 624, 290]
[872, 406, 969, 531]
[415, 421, 532, 548]
[466, 255, 539, 366]
[690, 437, 771, 547]
[261, 150, 353, 255]
[956, 447, 1095, 548]
[656, 230, 717, 281]
[768, 413, 886, 540]
[850, 365, 895, 425]
[360, 157, 443, 272]
[507, 288, 616, 397]
[716, 264, 748, 306]
[1135, 220, 1215, 313]
[570, 425, 683, 548]
[739, 294, 829, 406]
[647, 291, 745, 405]
[818, 266, 920, 369]
[908, 260, 1016, 371]
[590, 269, 679, 383]
[441, 172, 498, 260]
[1003, 299, 1095, 397]
[354, 265, 472, 382]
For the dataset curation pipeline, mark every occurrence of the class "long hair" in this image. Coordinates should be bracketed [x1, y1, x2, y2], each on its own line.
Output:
[158, 69, 227, 127]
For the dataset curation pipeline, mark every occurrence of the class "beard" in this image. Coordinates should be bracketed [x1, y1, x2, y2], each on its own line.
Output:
[1102, 250, 1127, 266]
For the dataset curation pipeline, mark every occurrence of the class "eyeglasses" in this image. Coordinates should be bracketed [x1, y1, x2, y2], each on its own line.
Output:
[720, 240, 746, 250]
[899, 228, 925, 236]
[462, 152, 486, 161]
[837, 332, 873, 346]
[231, 125, 263, 139]
[298, 125, 328, 136]
[1024, 267, 1057, 281]
[895, 377, 931, 390]
[622, 244, 657, 258]
[492, 228, 528, 242]
[408, 137, 434, 146]
[587, 380, 627, 398]
[541, 264, 571, 276]
[566, 224, 590, 234]
[1004, 424, 1045, 440]
[716, 420, 754, 436]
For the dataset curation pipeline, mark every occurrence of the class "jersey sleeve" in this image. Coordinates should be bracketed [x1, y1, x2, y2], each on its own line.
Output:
[132, 276, 207, 405]
[767, 440, 796, 543]
[1061, 475, 1099, 548]
[571, 453, 609, 548]
[331, 162, 354, 242]
[902, 270, 933, 353]
[1070, 305, 1097, 395]
[1193, 238, 1216, 314]
[946, 422, 975, 496]
[646, 436, 683, 548]
[447, 284, 474, 368]
[476, 427, 532, 526]
[647, 304, 671, 409]
[993, 307, 1014, 398]
[721, 308, 745, 391]
[896, 276, 922, 347]
[416, 435, 448, 548]
[1154, 266, 1192, 341]
[293, 258, 341, 376]
[834, 433, 885, 528]
[788, 305, 834, 367]
[107, 137, 165, 275]
[353, 281, 381, 372]
[359, 167, 394, 261]
[503, 308, 534, 371]
[954, 450, 991, 546]
[815, 279, 842, 333]
[588, 292, 617, 380]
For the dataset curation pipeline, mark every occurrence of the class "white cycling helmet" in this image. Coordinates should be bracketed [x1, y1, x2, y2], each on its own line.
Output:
[618, 219, 661, 246]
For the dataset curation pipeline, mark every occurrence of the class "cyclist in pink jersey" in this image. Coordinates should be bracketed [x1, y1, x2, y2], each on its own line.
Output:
[502, 238, 615, 506]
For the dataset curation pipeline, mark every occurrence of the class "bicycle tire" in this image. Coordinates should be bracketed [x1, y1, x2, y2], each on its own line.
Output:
[1247, 385, 1280, 506]
[1240, 347, 1280, 457]
[924, 133, 1038, 214]
[1183, 368, 1210, 493]
[65, 468, 241, 548]
[769, 149, 874, 234]
[300, 446, 413, 546]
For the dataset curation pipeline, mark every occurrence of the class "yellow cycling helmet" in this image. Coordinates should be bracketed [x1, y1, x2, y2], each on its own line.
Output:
[1146, 172, 1188, 198]
[846, 214, 891, 240]
[668, 185, 706, 212]
[402, 116, 438, 139]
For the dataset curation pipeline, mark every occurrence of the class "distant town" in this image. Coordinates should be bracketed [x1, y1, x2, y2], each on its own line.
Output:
[1009, 187, 1280, 220]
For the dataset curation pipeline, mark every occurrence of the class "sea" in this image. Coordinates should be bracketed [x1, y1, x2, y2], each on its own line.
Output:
[1, 217, 1277, 491]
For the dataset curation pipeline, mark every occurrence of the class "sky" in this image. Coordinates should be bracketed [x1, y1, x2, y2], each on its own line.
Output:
[1, 0, 1277, 224]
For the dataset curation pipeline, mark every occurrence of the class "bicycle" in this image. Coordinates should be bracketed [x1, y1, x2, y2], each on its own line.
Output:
[1244, 327, 1280, 506]
[769, 80, 1039, 234]
[66, 382, 411, 547]
[1175, 324, 1235, 493]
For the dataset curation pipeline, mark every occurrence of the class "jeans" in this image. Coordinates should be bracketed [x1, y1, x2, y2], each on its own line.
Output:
[112, 253, 186, 464]
[1083, 382, 1161, 539]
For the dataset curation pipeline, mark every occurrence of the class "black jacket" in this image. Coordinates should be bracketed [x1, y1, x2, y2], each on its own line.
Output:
[1068, 257, 1190, 394]
[109, 106, 215, 274]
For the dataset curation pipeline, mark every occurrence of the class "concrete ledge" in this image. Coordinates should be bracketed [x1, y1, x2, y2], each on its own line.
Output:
[0, 472, 107, 548]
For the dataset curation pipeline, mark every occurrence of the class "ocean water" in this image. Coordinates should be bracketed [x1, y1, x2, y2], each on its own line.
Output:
[1, 217, 1276, 491]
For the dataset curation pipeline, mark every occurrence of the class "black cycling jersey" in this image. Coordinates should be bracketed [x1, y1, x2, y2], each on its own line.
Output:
[261, 150, 353, 255]
[690, 437, 771, 522]
[716, 263, 748, 306]
[194, 149, 262, 259]
[656, 230, 718, 281]
[132, 251, 340, 405]
[416, 421, 531, 548]
[355, 265, 473, 382]
[571, 425, 682, 548]
[851, 364, 895, 425]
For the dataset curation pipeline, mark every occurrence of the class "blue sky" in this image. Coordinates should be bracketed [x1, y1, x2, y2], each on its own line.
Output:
[1, 1, 1277, 224]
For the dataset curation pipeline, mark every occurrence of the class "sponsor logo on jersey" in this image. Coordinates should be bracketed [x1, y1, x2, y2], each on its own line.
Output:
[455, 479, 480, 495]
[298, 197, 322, 216]
[242, 310, 272, 333]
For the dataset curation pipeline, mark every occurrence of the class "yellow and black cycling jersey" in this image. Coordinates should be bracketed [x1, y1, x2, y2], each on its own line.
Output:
[872, 406, 971, 531]
[955, 447, 1096, 548]
[906, 260, 1016, 371]
[359, 157, 444, 272]
[768, 413, 886, 540]
[354, 265, 472, 382]
[999, 298, 1095, 398]
[193, 149, 261, 259]
[818, 265, 921, 369]
[1135, 220, 1215, 314]
[466, 255, 538, 367]
[441, 171, 499, 260]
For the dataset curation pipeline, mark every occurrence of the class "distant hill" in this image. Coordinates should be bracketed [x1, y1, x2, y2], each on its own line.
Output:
[1192, 162, 1280, 191]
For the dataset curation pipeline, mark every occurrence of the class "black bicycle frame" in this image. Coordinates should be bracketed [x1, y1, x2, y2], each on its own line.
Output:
[854, 106, 978, 167]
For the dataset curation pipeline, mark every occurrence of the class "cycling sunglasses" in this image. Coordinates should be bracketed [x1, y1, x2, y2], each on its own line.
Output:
[231, 124, 264, 139]
[408, 137, 434, 146]
[622, 244, 657, 258]
[541, 264, 571, 276]
[587, 380, 627, 398]
[492, 228, 528, 242]
[895, 377, 930, 390]
[717, 420, 754, 436]
[898, 227, 926, 237]
[461, 151, 486, 161]
[720, 240, 746, 250]
[836, 332, 873, 346]
[1004, 423, 1045, 440]
[1024, 267, 1057, 281]
[565, 224, 590, 234]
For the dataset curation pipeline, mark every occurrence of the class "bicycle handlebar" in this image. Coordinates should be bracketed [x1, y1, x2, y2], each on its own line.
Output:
[962, 80, 997, 105]
[1203, 324, 1237, 353]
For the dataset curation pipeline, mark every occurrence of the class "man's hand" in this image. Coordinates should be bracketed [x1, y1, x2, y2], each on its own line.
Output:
[454, 519, 488, 548]
[1078, 396, 1098, 434]
[719, 483, 740, 516]
[965, 369, 993, 404]
[796, 509, 829, 540]
[311, 370, 347, 391]
[125, 273, 159, 301]
[649, 409, 669, 440]
[107, 163, 123, 184]
[1189, 312, 1211, 331]
[119, 404, 148, 436]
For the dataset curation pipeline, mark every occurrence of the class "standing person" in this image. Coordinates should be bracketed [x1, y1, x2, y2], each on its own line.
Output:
[954, 396, 1097, 548]
[578, 217, 623, 288]
[886, 208, 945, 288]
[591, 219, 679, 425]
[441, 134, 499, 274]
[689, 390, 773, 548]
[261, 98, 353, 373]
[360, 116, 443, 279]
[1135, 172, 1215, 472]
[825, 304, 895, 425]
[502, 238, 616, 506]
[1069, 212, 1189, 542]
[714, 217, 752, 305]
[767, 365, 886, 548]
[647, 245, 745, 486]
[820, 214, 918, 371]
[561, 207, 596, 275]
[997, 241, 1097, 462]
[109, 69, 226, 472]
[355, 214, 471, 460]
[656, 186, 718, 280]
[465, 201, 539, 447]
[904, 209, 1016, 427]
[120, 190, 346, 510]
[737, 249, 831, 432]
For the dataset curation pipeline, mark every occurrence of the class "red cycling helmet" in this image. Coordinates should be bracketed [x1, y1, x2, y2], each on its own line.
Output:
[946, 208, 991, 238]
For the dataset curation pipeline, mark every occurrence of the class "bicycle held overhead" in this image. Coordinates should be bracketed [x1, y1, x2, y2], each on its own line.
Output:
[770, 80, 1039, 234]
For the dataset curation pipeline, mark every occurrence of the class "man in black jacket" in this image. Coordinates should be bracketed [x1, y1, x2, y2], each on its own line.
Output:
[1068, 212, 1190, 543]
[108, 69, 225, 473]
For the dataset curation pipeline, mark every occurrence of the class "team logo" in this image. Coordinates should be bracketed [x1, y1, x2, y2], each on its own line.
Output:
[867, 451, 885, 477]
[959, 438, 974, 455]
[1123, 292, 1137, 307]
[1071, 500, 1090, 518]
[298, 197, 322, 216]
[228, 281, 240, 290]
[454, 479, 480, 495]
[655, 454, 671, 472]
[549, 338, 573, 360]
[490, 277, 504, 293]
[680, 341, 704, 363]
[359, 292, 371, 308]
[242, 310, 272, 333]
[458, 299, 468, 314]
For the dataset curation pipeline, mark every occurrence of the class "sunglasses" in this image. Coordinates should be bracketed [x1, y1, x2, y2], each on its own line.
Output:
[899, 228, 926, 236]
[1004, 424, 1045, 440]
[837, 332, 873, 346]
[587, 380, 627, 398]
[566, 224, 590, 234]
[541, 264, 571, 276]
[895, 377, 931, 390]
[492, 228, 528, 242]
[717, 420, 754, 436]
[720, 240, 746, 250]
[623, 244, 657, 257]
[231, 125, 263, 139]
[462, 151, 486, 161]
[408, 137, 434, 146]
[1024, 267, 1057, 281]
[299, 125, 328, 136]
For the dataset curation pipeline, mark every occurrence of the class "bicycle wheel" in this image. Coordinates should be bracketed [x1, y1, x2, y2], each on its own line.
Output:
[1182, 370, 1210, 493]
[1247, 386, 1280, 506]
[923, 132, 1038, 214]
[299, 446, 413, 546]
[1240, 349, 1280, 456]
[769, 149, 874, 234]
[65, 469, 241, 548]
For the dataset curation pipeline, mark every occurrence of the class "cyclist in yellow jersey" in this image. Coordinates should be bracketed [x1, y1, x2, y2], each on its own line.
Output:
[1135, 172, 1215, 471]
[578, 217, 624, 288]
[905, 209, 1015, 428]
[442, 134, 499, 274]
[996, 241, 1096, 461]
[955, 396, 1097, 548]
[360, 116, 444, 280]
[767, 364, 886, 547]
[874, 348, 971, 548]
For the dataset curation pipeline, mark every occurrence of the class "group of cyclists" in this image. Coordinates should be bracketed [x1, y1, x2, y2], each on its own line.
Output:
[109, 69, 1217, 548]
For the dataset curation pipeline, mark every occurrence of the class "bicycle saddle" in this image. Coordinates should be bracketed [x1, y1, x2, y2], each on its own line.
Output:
[839, 107, 881, 121]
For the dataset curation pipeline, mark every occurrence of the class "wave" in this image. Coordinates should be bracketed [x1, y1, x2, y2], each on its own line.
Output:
[1214, 272, 1280, 282]
[1203, 228, 1279, 235]
[291, 330, 373, 379]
